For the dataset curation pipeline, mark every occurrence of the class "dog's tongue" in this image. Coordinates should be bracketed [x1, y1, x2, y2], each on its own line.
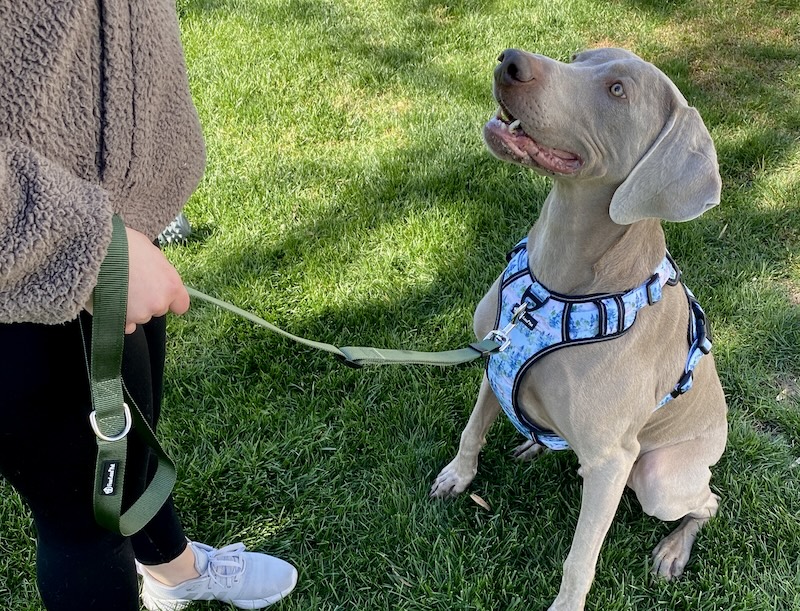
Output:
[486, 117, 581, 174]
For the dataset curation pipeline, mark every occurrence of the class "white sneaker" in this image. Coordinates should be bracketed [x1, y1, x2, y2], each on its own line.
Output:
[139, 541, 298, 610]
[157, 212, 192, 246]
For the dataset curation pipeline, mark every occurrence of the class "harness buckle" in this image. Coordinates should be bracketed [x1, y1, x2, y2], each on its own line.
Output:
[690, 299, 712, 354]
[645, 274, 662, 305]
[89, 403, 132, 443]
[671, 371, 694, 399]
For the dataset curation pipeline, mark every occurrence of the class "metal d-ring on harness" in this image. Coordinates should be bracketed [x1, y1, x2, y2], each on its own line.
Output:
[484, 303, 530, 352]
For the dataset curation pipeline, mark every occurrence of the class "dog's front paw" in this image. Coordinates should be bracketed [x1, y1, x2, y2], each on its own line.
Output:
[429, 457, 477, 498]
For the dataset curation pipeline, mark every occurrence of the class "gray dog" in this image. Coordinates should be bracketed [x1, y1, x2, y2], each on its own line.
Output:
[430, 48, 728, 611]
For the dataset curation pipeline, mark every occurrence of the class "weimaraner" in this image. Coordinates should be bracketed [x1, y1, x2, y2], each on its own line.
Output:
[430, 48, 728, 610]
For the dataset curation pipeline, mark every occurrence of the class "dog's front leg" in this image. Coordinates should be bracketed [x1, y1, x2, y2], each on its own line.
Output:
[549, 450, 637, 611]
[430, 373, 501, 498]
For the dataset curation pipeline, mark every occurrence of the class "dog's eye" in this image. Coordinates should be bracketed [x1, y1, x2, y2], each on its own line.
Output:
[610, 82, 626, 98]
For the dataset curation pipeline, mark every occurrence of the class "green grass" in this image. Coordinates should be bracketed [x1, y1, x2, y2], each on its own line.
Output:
[2, 0, 800, 609]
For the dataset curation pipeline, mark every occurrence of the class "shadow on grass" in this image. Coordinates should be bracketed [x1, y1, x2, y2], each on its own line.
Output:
[181, 0, 498, 107]
[180, 0, 499, 18]
[175, 0, 800, 449]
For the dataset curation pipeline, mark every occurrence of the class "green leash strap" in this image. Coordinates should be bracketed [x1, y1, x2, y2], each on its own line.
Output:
[90, 215, 177, 536]
[185, 286, 502, 368]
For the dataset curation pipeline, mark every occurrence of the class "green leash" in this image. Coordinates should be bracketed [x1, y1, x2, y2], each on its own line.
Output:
[185, 286, 502, 368]
[88, 219, 498, 534]
[89, 215, 177, 536]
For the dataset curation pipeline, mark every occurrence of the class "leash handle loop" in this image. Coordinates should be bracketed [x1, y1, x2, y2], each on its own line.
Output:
[185, 286, 348, 360]
[90, 215, 176, 536]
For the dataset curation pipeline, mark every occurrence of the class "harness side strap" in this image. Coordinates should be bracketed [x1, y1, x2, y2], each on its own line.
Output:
[186, 286, 499, 368]
[91, 215, 176, 536]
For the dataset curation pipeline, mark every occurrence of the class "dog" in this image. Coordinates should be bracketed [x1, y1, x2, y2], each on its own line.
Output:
[430, 48, 728, 611]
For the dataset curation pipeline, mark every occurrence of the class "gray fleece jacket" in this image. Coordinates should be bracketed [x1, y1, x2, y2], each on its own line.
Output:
[0, 0, 206, 324]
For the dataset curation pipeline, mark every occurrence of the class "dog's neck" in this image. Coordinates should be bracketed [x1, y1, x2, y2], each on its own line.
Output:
[526, 181, 667, 295]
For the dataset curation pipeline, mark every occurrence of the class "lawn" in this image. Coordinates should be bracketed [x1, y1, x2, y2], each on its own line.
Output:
[1, 0, 798, 609]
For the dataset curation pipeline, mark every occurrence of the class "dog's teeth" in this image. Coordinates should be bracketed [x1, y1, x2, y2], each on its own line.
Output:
[508, 119, 521, 133]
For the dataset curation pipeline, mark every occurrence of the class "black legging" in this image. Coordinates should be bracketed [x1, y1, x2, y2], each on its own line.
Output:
[0, 313, 187, 610]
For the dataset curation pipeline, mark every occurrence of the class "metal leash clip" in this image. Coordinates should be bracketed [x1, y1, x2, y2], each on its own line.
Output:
[484, 303, 528, 352]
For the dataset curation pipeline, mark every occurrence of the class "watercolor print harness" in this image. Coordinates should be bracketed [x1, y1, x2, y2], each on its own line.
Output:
[485, 238, 712, 451]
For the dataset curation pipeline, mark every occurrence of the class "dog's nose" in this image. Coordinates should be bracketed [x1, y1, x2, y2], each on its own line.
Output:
[496, 49, 538, 85]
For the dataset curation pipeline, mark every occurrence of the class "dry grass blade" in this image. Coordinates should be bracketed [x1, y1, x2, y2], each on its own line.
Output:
[469, 493, 491, 511]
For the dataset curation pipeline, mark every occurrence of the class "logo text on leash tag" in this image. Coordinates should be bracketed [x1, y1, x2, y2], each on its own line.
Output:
[100, 460, 120, 496]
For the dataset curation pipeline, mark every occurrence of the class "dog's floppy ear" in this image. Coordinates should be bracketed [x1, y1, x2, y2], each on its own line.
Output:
[609, 105, 721, 225]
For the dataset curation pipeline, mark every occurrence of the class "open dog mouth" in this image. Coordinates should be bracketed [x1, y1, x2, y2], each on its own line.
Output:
[484, 105, 583, 175]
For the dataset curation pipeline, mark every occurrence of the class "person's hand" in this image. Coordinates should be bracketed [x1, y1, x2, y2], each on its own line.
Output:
[123, 226, 190, 333]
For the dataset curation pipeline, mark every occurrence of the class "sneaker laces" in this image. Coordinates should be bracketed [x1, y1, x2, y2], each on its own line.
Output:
[203, 543, 247, 589]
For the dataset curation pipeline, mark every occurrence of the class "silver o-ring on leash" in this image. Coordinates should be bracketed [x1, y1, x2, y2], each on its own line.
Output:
[89, 403, 132, 442]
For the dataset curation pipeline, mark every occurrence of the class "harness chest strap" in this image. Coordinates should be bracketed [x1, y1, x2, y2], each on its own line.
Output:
[484, 238, 711, 451]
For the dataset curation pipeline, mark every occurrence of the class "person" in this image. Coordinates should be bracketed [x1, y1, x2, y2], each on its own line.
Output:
[0, 2, 297, 610]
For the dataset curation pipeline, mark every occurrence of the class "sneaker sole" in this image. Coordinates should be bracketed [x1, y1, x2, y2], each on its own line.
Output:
[141, 589, 191, 611]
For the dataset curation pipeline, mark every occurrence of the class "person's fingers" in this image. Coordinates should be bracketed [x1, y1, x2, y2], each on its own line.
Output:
[170, 284, 191, 316]
[124, 225, 189, 328]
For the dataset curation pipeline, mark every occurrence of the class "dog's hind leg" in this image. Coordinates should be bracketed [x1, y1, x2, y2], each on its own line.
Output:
[627, 436, 724, 579]
[430, 374, 501, 498]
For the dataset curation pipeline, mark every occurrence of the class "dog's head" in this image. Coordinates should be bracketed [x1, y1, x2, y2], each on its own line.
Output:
[483, 47, 721, 225]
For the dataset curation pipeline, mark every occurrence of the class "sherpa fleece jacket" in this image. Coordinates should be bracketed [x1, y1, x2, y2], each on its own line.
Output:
[0, 1, 205, 325]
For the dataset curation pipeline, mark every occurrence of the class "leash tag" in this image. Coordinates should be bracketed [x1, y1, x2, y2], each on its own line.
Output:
[99, 460, 120, 496]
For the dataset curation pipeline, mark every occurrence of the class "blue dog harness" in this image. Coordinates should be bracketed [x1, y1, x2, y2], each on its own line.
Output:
[485, 238, 712, 451]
